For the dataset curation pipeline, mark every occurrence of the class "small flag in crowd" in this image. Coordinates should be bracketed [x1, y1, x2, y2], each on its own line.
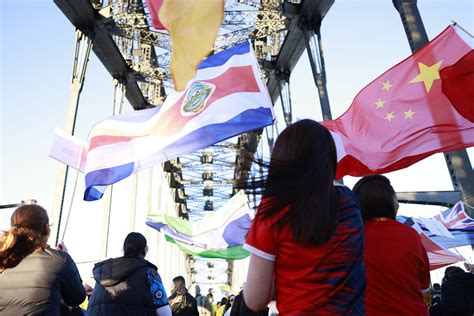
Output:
[146, 191, 253, 259]
[398, 202, 474, 249]
[323, 25, 474, 178]
[145, 0, 224, 91]
[401, 217, 464, 270]
[419, 234, 464, 271]
[49, 129, 87, 171]
[83, 41, 274, 201]
[434, 201, 474, 230]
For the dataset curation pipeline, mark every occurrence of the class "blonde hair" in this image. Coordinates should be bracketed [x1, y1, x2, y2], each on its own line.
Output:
[0, 204, 50, 272]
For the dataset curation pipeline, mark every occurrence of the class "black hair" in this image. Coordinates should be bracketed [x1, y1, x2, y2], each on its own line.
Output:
[445, 266, 464, 277]
[238, 119, 339, 246]
[123, 232, 147, 258]
[352, 175, 398, 220]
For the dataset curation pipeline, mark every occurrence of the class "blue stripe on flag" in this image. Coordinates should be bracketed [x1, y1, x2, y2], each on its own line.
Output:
[84, 162, 134, 201]
[198, 41, 250, 70]
[84, 185, 106, 201]
[158, 107, 273, 159]
[83, 107, 273, 201]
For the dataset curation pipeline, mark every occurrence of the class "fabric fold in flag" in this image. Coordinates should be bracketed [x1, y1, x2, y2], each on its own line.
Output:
[323, 25, 474, 178]
[84, 41, 274, 201]
[145, 0, 224, 91]
[420, 233, 464, 271]
[146, 191, 253, 259]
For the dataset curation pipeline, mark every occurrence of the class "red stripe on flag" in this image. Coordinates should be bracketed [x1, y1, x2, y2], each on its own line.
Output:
[420, 233, 462, 270]
[89, 135, 134, 151]
[154, 65, 260, 137]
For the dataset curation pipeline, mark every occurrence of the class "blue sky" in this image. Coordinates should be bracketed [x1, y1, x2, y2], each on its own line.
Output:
[1, 0, 473, 281]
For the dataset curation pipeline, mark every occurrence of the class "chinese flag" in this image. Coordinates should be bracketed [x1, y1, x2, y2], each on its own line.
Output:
[323, 26, 474, 179]
[145, 0, 224, 91]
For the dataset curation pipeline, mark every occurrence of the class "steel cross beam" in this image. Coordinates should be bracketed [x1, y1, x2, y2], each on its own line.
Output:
[393, 0, 474, 216]
[54, 0, 151, 110]
[233, 0, 335, 189]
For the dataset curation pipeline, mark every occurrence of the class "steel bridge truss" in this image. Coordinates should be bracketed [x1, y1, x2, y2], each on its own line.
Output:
[54, 0, 473, 290]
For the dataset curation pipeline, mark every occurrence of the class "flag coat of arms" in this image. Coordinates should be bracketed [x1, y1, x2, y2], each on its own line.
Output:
[323, 25, 474, 178]
[84, 42, 274, 201]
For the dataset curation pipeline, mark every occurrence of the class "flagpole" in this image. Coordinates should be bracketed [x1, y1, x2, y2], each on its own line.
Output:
[451, 21, 474, 38]
[60, 168, 80, 243]
[58, 138, 84, 244]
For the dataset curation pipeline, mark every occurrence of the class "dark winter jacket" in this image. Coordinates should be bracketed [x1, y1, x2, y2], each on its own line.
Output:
[168, 292, 199, 316]
[231, 291, 269, 316]
[430, 271, 474, 316]
[0, 248, 85, 316]
[87, 257, 158, 316]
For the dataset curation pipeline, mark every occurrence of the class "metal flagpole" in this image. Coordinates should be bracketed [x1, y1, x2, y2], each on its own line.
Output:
[52, 30, 92, 246]
[60, 169, 80, 243]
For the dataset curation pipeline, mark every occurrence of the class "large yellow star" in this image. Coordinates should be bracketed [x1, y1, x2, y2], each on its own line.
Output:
[409, 60, 443, 93]
[374, 99, 385, 109]
[382, 81, 392, 91]
[384, 112, 395, 122]
[404, 109, 415, 119]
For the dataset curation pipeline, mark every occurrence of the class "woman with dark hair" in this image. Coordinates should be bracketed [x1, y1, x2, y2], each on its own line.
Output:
[242, 119, 365, 315]
[87, 232, 172, 316]
[0, 204, 86, 315]
[168, 275, 199, 316]
[353, 174, 430, 315]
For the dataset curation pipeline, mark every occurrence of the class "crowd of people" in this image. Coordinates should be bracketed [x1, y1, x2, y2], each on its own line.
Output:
[1, 120, 473, 315]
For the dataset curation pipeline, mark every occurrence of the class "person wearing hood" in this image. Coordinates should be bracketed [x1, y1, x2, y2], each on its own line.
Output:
[429, 266, 474, 316]
[87, 232, 171, 316]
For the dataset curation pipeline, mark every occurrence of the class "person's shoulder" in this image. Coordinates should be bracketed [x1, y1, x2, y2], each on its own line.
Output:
[145, 259, 158, 271]
[386, 219, 421, 237]
[43, 247, 72, 263]
[186, 292, 197, 302]
[335, 184, 357, 199]
[335, 184, 359, 206]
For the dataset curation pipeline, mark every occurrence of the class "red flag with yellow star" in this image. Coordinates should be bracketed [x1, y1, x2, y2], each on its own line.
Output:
[323, 25, 474, 178]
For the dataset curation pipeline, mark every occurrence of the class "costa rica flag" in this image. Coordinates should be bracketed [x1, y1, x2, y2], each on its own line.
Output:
[84, 41, 274, 201]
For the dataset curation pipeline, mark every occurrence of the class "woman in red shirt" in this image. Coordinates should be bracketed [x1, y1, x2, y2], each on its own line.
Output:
[242, 120, 366, 315]
[353, 175, 430, 315]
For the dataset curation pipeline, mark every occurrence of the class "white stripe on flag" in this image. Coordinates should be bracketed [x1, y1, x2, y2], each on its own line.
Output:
[86, 93, 271, 173]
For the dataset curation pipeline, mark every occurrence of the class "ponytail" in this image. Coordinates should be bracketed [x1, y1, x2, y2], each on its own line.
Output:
[0, 204, 50, 272]
[0, 226, 44, 272]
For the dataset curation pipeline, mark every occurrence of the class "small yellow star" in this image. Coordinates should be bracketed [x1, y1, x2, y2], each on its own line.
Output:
[404, 109, 415, 119]
[374, 99, 385, 109]
[384, 112, 395, 122]
[409, 60, 443, 93]
[382, 81, 392, 91]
